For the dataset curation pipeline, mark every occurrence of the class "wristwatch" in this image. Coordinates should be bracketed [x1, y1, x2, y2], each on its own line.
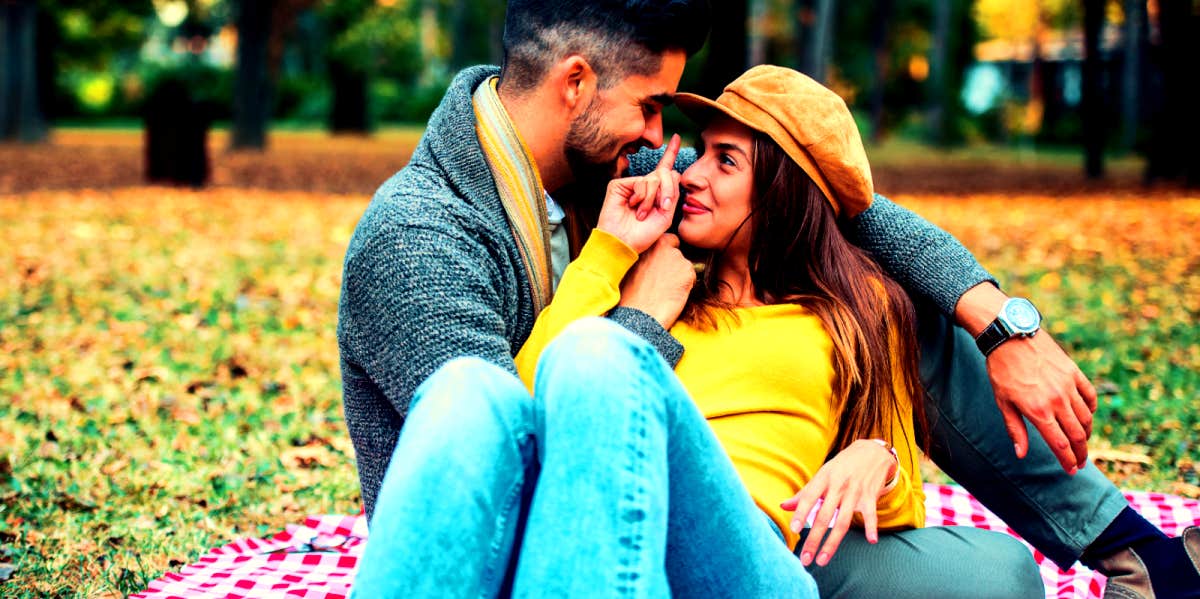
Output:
[974, 297, 1041, 356]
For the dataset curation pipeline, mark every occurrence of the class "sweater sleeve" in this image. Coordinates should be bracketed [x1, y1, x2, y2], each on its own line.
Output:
[845, 193, 997, 315]
[338, 220, 517, 418]
[514, 229, 638, 389]
[513, 229, 684, 390]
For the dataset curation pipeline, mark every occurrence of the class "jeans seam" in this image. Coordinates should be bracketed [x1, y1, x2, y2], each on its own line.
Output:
[480, 430, 532, 597]
[617, 350, 658, 596]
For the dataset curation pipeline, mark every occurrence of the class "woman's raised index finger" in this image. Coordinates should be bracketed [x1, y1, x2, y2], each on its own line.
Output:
[655, 134, 682, 171]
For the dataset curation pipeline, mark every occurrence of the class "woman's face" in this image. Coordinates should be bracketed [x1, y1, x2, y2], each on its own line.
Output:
[678, 117, 756, 259]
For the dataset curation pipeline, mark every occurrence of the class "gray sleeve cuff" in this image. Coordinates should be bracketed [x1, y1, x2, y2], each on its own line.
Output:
[606, 307, 684, 366]
[847, 193, 998, 315]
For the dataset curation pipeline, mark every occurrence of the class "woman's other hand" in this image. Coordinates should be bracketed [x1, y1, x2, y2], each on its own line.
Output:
[617, 233, 695, 329]
[596, 134, 682, 253]
[780, 439, 899, 567]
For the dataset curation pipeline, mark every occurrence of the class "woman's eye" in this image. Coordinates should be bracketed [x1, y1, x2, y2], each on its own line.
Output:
[719, 153, 736, 167]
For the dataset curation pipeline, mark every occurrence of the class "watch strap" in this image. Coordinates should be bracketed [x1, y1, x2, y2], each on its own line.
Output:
[975, 320, 1009, 357]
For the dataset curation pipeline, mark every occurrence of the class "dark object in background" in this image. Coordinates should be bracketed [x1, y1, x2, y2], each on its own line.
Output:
[143, 76, 211, 187]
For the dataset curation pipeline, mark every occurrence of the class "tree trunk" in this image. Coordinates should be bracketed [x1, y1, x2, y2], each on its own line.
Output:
[1121, 0, 1145, 151]
[699, 0, 748, 98]
[748, 0, 768, 66]
[1144, 0, 1198, 186]
[328, 59, 369, 134]
[927, 0, 951, 145]
[868, 0, 894, 142]
[0, 0, 46, 143]
[803, 0, 836, 82]
[325, 5, 369, 135]
[232, 0, 274, 150]
[1082, 0, 1106, 178]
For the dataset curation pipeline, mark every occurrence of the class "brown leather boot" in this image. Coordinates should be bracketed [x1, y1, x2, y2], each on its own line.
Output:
[1099, 526, 1200, 599]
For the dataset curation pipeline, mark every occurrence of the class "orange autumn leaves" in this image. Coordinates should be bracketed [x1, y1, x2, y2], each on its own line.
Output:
[896, 192, 1200, 494]
[0, 184, 1197, 595]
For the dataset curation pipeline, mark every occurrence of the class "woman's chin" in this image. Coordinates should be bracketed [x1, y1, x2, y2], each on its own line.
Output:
[677, 223, 712, 249]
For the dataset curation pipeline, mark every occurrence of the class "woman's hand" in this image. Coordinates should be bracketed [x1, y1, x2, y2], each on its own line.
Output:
[780, 439, 899, 567]
[617, 234, 695, 330]
[596, 134, 682, 253]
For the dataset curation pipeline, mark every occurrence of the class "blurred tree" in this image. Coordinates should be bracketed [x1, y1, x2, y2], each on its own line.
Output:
[449, 0, 502, 70]
[321, 0, 372, 134]
[1081, 0, 1105, 178]
[801, 0, 837, 82]
[1121, 0, 1145, 152]
[231, 0, 312, 148]
[927, 0, 951, 144]
[866, 0, 894, 142]
[1, 0, 46, 142]
[1144, 0, 1199, 187]
[698, 0, 747, 97]
[925, 0, 977, 146]
[232, 0, 274, 149]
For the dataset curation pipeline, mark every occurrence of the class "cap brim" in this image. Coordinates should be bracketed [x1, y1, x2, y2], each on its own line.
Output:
[674, 92, 770, 140]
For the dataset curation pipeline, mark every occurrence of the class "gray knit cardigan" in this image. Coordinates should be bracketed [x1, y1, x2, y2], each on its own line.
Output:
[337, 66, 994, 520]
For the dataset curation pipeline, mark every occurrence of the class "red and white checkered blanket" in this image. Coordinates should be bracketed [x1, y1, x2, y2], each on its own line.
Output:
[134, 484, 1200, 599]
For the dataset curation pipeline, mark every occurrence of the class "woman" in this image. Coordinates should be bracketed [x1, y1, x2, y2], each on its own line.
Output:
[353, 66, 1043, 598]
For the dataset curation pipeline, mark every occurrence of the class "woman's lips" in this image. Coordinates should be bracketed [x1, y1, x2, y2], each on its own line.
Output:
[681, 199, 710, 215]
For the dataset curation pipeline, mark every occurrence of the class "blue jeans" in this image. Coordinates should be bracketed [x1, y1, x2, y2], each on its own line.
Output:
[352, 318, 819, 598]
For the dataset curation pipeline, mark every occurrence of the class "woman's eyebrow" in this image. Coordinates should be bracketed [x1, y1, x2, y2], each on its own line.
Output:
[713, 141, 749, 159]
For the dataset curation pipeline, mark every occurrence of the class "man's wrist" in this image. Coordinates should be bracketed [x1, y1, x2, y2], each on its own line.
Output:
[954, 282, 1009, 337]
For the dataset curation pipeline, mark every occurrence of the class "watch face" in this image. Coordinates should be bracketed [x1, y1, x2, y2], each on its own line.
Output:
[1003, 299, 1040, 333]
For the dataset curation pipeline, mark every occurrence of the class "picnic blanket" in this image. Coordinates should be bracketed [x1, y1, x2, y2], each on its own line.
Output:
[134, 484, 1200, 599]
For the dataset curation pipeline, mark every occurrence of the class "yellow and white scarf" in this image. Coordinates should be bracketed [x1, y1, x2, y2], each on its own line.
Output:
[473, 77, 554, 315]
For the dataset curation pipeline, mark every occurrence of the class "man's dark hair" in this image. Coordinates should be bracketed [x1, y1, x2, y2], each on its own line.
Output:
[500, 0, 711, 93]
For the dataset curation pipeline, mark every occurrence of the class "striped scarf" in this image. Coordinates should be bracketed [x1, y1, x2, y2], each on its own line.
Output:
[473, 77, 554, 315]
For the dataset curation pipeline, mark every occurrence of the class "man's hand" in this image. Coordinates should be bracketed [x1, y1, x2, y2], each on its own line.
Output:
[617, 234, 694, 329]
[596, 135, 681, 253]
[987, 331, 1097, 473]
[954, 283, 1098, 472]
[781, 440, 898, 567]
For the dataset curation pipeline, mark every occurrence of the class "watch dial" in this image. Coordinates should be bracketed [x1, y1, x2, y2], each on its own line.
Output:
[1007, 301, 1038, 331]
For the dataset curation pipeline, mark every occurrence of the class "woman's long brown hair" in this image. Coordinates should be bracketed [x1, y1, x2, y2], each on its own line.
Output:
[681, 132, 929, 455]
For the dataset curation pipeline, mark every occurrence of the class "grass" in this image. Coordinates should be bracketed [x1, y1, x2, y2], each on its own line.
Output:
[0, 133, 1197, 596]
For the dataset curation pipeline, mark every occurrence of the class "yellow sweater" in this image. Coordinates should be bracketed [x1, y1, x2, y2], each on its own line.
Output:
[514, 230, 925, 549]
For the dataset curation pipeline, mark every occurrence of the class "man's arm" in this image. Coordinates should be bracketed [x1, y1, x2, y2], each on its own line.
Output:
[848, 194, 1098, 471]
[340, 220, 516, 418]
[846, 193, 996, 314]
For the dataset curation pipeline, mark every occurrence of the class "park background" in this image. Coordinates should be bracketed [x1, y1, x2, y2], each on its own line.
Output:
[1, 0, 1198, 596]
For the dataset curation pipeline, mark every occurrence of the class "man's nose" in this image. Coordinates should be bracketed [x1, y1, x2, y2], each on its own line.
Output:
[641, 113, 664, 149]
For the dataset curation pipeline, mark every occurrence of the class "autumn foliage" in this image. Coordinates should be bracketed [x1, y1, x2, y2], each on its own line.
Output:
[0, 131, 1197, 595]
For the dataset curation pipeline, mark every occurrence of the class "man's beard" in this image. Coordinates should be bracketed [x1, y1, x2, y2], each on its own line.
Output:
[563, 97, 632, 193]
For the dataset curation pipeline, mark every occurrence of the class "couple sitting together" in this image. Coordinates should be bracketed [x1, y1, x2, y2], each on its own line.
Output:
[336, 1, 1199, 597]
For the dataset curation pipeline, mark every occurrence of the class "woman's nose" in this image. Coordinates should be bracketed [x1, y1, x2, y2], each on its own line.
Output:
[680, 164, 703, 192]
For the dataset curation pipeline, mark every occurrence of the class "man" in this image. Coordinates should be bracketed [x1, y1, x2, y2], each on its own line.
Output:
[337, 1, 1198, 596]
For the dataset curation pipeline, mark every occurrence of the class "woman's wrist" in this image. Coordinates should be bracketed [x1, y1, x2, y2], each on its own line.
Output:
[864, 438, 900, 494]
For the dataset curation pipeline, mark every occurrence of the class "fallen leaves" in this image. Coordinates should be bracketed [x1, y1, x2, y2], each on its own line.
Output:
[0, 170, 1195, 596]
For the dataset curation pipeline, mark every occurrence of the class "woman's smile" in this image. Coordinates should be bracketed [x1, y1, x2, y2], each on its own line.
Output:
[681, 197, 710, 215]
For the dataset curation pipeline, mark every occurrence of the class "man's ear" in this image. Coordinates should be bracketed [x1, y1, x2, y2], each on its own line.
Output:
[555, 55, 596, 115]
